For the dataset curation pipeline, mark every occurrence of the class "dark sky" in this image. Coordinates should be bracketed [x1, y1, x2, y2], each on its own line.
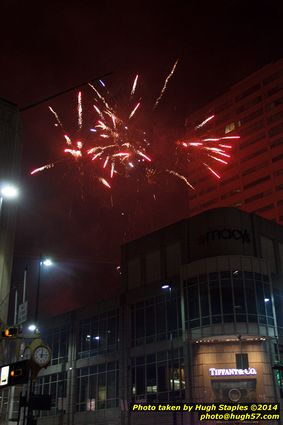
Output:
[1, 0, 283, 316]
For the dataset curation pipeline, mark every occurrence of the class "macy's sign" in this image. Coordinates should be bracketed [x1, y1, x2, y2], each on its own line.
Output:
[199, 228, 251, 244]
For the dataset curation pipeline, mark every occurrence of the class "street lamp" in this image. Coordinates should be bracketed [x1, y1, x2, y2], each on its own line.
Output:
[0, 184, 19, 199]
[0, 183, 19, 217]
[34, 255, 53, 328]
[161, 284, 177, 425]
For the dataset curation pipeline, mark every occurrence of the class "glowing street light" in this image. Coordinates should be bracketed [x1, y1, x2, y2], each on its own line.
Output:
[28, 324, 37, 332]
[1, 184, 19, 199]
[42, 258, 53, 267]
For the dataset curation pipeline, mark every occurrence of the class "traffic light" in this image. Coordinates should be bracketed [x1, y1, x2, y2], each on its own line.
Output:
[1, 327, 18, 338]
[0, 360, 30, 387]
[272, 364, 283, 387]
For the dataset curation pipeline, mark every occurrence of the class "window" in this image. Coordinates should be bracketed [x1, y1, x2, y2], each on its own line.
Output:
[236, 353, 249, 369]
[236, 96, 262, 114]
[35, 373, 67, 416]
[242, 161, 268, 176]
[225, 122, 235, 134]
[42, 327, 69, 365]
[239, 109, 263, 126]
[243, 119, 264, 136]
[243, 175, 270, 190]
[269, 122, 283, 137]
[244, 189, 272, 204]
[221, 188, 241, 200]
[236, 84, 260, 102]
[266, 95, 283, 110]
[272, 153, 283, 163]
[266, 82, 283, 97]
[78, 310, 119, 358]
[253, 204, 274, 214]
[241, 147, 267, 163]
[200, 199, 218, 209]
[184, 271, 274, 328]
[220, 174, 239, 186]
[131, 290, 182, 346]
[239, 133, 265, 150]
[260, 236, 276, 273]
[76, 362, 119, 411]
[274, 168, 283, 177]
[267, 110, 283, 125]
[271, 137, 283, 149]
[131, 349, 185, 403]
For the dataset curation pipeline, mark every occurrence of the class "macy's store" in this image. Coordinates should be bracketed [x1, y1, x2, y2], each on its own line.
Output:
[180, 208, 283, 404]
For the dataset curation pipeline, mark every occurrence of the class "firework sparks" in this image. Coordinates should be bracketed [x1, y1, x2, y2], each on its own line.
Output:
[172, 115, 239, 188]
[99, 177, 111, 188]
[195, 114, 215, 129]
[166, 170, 195, 190]
[49, 106, 64, 129]
[131, 74, 139, 96]
[129, 102, 140, 119]
[153, 59, 179, 109]
[78, 91, 83, 129]
[30, 163, 55, 175]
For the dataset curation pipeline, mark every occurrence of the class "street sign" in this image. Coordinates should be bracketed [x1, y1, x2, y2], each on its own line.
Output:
[18, 301, 28, 324]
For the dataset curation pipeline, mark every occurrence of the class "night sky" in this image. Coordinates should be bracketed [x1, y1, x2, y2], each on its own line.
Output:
[1, 0, 283, 317]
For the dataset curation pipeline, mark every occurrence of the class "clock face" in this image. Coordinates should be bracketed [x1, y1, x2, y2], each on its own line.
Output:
[33, 346, 51, 367]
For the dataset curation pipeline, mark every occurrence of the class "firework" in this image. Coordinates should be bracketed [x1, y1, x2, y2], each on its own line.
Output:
[153, 59, 178, 109]
[87, 75, 152, 181]
[172, 115, 239, 188]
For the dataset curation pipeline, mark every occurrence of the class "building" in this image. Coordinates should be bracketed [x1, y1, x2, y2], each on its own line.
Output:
[0, 98, 21, 322]
[184, 58, 283, 225]
[4, 208, 283, 425]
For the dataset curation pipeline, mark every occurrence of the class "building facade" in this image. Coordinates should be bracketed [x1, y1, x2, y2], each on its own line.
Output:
[3, 208, 283, 425]
[184, 58, 283, 225]
[0, 98, 21, 322]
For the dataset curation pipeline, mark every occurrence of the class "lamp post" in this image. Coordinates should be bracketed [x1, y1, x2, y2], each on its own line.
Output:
[161, 284, 177, 425]
[34, 255, 53, 329]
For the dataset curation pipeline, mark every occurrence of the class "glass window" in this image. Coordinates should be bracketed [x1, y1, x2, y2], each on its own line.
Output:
[78, 310, 119, 358]
[225, 122, 235, 134]
[76, 362, 119, 411]
[35, 372, 67, 416]
[233, 279, 246, 317]
[199, 283, 209, 317]
[221, 279, 233, 314]
[236, 353, 249, 369]
[260, 236, 276, 273]
[210, 281, 221, 316]
[41, 327, 69, 365]
[132, 349, 184, 402]
[188, 285, 199, 320]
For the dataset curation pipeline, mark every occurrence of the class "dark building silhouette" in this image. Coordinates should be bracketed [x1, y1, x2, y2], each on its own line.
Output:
[0, 98, 21, 322]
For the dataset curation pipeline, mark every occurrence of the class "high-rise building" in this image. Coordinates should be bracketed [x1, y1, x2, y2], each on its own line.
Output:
[184, 58, 283, 225]
[0, 98, 21, 322]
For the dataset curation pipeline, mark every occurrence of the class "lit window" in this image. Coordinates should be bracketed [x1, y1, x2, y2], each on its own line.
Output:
[225, 122, 235, 134]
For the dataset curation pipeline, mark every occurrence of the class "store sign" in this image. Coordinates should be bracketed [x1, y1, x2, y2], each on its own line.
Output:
[209, 367, 257, 376]
[200, 228, 251, 244]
